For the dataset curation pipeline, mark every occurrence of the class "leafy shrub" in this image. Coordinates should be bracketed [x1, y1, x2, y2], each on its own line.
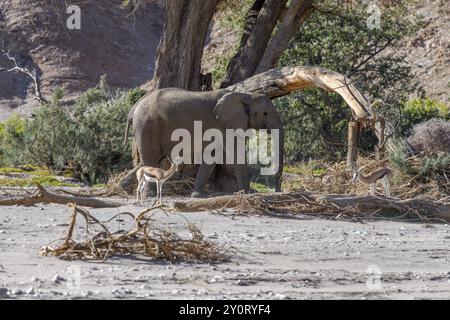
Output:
[401, 98, 450, 135]
[390, 148, 450, 184]
[0, 114, 27, 165]
[407, 118, 450, 154]
[0, 78, 146, 184]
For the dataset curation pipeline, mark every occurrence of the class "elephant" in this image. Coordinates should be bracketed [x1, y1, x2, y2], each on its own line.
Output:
[124, 88, 284, 198]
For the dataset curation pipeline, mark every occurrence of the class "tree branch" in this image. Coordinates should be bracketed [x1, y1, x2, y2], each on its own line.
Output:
[228, 65, 373, 120]
[220, 0, 288, 88]
[256, 0, 316, 73]
[0, 184, 122, 208]
[0, 47, 48, 105]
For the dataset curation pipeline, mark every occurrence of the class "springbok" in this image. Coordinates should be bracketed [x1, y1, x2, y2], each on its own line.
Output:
[136, 157, 182, 205]
[352, 167, 392, 197]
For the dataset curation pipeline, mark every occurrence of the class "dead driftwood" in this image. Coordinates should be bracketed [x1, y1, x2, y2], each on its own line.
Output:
[42, 204, 228, 263]
[0, 184, 121, 208]
[174, 192, 450, 223]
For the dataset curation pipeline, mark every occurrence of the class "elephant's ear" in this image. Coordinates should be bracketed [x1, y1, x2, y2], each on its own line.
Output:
[213, 92, 251, 130]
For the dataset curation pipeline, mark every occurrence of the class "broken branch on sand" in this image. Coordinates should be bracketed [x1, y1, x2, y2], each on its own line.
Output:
[174, 192, 450, 223]
[42, 204, 228, 263]
[0, 184, 121, 208]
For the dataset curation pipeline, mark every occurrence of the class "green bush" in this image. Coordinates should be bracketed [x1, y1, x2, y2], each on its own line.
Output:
[0, 78, 146, 184]
[391, 149, 450, 182]
[401, 98, 450, 135]
[0, 114, 27, 165]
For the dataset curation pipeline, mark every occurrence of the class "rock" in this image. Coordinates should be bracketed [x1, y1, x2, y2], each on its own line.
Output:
[11, 289, 24, 295]
[52, 274, 65, 284]
[0, 0, 164, 120]
[26, 287, 35, 295]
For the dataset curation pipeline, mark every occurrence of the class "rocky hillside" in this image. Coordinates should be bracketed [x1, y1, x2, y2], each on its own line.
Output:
[398, 0, 450, 102]
[0, 0, 448, 121]
[0, 0, 163, 120]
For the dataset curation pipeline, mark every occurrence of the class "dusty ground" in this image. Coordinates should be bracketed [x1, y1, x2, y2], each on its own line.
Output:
[0, 194, 450, 300]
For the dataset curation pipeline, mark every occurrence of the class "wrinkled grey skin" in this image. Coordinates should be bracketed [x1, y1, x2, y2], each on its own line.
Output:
[125, 88, 284, 198]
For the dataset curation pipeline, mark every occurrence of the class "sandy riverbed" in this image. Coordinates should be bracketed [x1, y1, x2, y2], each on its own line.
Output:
[0, 195, 449, 300]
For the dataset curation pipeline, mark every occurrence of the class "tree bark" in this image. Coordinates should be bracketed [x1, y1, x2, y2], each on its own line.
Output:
[152, 0, 221, 91]
[347, 121, 359, 169]
[229, 66, 373, 120]
[174, 193, 450, 222]
[238, 0, 267, 50]
[0, 185, 121, 208]
[256, 0, 316, 73]
[220, 0, 288, 88]
[375, 118, 386, 160]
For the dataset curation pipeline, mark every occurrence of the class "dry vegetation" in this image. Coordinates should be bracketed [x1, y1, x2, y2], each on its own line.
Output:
[283, 155, 450, 203]
[41, 204, 229, 263]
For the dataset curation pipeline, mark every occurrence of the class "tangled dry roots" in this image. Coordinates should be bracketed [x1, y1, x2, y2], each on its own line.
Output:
[41, 204, 229, 263]
[234, 192, 354, 219]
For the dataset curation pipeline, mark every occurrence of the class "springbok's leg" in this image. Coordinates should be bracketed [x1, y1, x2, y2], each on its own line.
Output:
[370, 183, 376, 195]
[138, 181, 146, 203]
[153, 181, 160, 207]
[136, 180, 140, 202]
[137, 180, 142, 202]
[383, 176, 391, 198]
[159, 182, 163, 205]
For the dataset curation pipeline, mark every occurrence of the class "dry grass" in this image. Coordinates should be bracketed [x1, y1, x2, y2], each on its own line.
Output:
[233, 192, 360, 220]
[41, 204, 229, 263]
[284, 155, 450, 203]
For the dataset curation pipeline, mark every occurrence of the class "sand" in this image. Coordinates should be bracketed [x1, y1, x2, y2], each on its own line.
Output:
[0, 195, 449, 300]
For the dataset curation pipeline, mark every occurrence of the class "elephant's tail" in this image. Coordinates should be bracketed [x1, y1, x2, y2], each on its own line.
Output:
[124, 106, 135, 147]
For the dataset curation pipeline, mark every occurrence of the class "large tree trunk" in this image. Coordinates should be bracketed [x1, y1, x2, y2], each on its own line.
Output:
[121, 0, 221, 193]
[220, 0, 288, 88]
[152, 0, 221, 91]
[256, 0, 315, 73]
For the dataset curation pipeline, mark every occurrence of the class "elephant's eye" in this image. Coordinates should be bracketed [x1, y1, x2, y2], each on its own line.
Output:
[264, 112, 268, 116]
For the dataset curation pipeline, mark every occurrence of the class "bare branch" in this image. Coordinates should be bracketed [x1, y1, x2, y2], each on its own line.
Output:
[0, 46, 48, 105]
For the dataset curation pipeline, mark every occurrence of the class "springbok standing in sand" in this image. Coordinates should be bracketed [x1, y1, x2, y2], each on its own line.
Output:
[352, 167, 392, 197]
[136, 157, 182, 205]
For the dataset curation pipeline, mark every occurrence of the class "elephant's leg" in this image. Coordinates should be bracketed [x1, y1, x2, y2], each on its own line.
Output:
[233, 164, 250, 192]
[192, 163, 216, 198]
[227, 137, 250, 193]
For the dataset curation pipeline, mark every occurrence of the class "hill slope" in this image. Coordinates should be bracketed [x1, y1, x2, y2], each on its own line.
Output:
[0, 0, 163, 120]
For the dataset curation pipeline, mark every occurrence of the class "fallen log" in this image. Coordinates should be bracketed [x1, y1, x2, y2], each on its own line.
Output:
[314, 194, 450, 222]
[174, 195, 240, 212]
[0, 184, 122, 208]
[174, 192, 450, 222]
